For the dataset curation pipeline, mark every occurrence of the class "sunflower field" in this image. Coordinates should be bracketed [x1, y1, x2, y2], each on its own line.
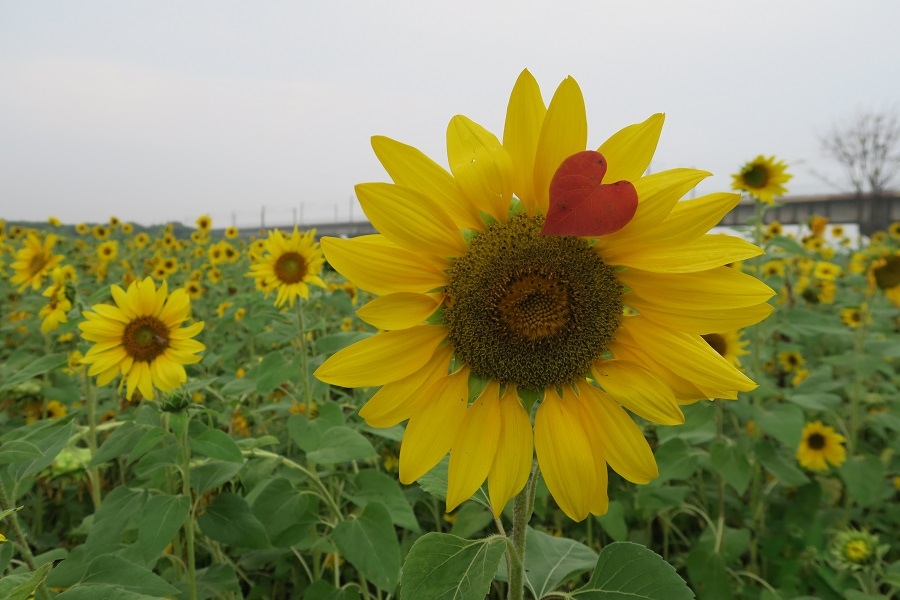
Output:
[2, 72, 900, 600]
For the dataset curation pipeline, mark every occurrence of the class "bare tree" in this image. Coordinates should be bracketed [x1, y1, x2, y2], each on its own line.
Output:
[818, 108, 900, 195]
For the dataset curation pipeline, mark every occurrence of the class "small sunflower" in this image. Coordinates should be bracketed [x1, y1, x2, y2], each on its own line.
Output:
[808, 215, 828, 237]
[731, 155, 792, 204]
[840, 304, 868, 328]
[76, 223, 89, 235]
[765, 221, 783, 237]
[796, 420, 846, 471]
[11, 232, 65, 291]
[109, 216, 121, 229]
[184, 281, 204, 300]
[97, 241, 118, 263]
[778, 350, 805, 372]
[225, 226, 240, 239]
[196, 215, 212, 234]
[121, 223, 134, 235]
[247, 227, 326, 307]
[78, 277, 205, 400]
[701, 330, 749, 369]
[830, 529, 884, 572]
[868, 252, 900, 307]
[92, 225, 110, 240]
[133, 233, 150, 249]
[314, 70, 773, 521]
[830, 225, 844, 238]
[48, 216, 61, 227]
[889, 222, 900, 240]
[813, 261, 842, 281]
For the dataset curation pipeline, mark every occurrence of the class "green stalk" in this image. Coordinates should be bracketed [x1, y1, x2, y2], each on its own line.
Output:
[506, 462, 538, 600]
[83, 376, 102, 510]
[175, 413, 198, 600]
[0, 480, 50, 600]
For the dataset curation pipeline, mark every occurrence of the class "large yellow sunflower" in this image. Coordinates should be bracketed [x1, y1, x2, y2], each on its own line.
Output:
[78, 277, 205, 400]
[246, 227, 326, 307]
[731, 155, 792, 204]
[11, 232, 65, 291]
[796, 420, 846, 471]
[314, 70, 773, 521]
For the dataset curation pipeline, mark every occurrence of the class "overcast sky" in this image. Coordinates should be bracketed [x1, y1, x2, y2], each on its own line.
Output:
[2, 1, 898, 228]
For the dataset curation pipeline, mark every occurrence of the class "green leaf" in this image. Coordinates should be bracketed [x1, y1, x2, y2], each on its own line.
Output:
[126, 427, 168, 466]
[303, 580, 362, 600]
[574, 542, 694, 599]
[655, 439, 700, 482]
[250, 478, 318, 548]
[251, 351, 303, 396]
[78, 554, 179, 596]
[755, 442, 810, 487]
[1, 562, 53, 600]
[786, 392, 843, 412]
[189, 428, 244, 463]
[594, 501, 628, 542]
[686, 548, 732, 600]
[136, 494, 190, 563]
[54, 586, 162, 600]
[839, 455, 886, 508]
[417, 457, 448, 501]
[754, 404, 805, 448]
[0, 353, 68, 392]
[332, 502, 400, 593]
[84, 487, 146, 557]
[348, 470, 420, 532]
[89, 422, 144, 466]
[399, 533, 506, 600]
[190, 460, 243, 494]
[306, 426, 376, 465]
[710, 441, 753, 494]
[0, 417, 76, 478]
[523, 528, 597, 598]
[195, 564, 243, 598]
[449, 502, 494, 539]
[315, 331, 373, 355]
[197, 492, 270, 549]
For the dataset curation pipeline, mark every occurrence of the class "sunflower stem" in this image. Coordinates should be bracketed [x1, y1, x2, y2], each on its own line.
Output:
[507, 462, 538, 600]
[0, 480, 51, 600]
[296, 301, 314, 417]
[174, 411, 199, 600]
[83, 375, 103, 510]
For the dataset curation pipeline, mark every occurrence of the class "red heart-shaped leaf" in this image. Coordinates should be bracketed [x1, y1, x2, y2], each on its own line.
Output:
[541, 150, 638, 236]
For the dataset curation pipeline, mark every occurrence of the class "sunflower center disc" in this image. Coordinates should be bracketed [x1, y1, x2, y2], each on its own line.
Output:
[874, 256, 900, 289]
[744, 164, 769, 188]
[807, 432, 826, 450]
[29, 253, 47, 274]
[123, 316, 171, 362]
[275, 252, 307, 284]
[444, 213, 623, 390]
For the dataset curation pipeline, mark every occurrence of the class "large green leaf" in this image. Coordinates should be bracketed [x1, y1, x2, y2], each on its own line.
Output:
[523, 528, 597, 597]
[250, 477, 318, 548]
[839, 455, 886, 508]
[306, 426, 376, 465]
[710, 441, 753, 494]
[189, 427, 244, 463]
[84, 487, 146, 557]
[303, 580, 363, 600]
[573, 542, 694, 599]
[0, 417, 75, 478]
[0, 353, 67, 392]
[332, 502, 400, 593]
[198, 492, 270, 549]
[78, 554, 179, 596]
[756, 442, 809, 487]
[135, 494, 190, 564]
[0, 562, 53, 600]
[399, 533, 506, 600]
[348, 470, 420, 532]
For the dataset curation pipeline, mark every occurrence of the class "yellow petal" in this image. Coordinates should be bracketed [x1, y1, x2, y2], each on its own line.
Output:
[322, 235, 449, 296]
[90, 303, 130, 324]
[356, 293, 441, 330]
[603, 168, 710, 239]
[602, 234, 763, 273]
[315, 325, 448, 387]
[610, 340, 710, 404]
[533, 77, 587, 216]
[488, 385, 534, 517]
[618, 316, 756, 393]
[446, 380, 502, 512]
[591, 358, 684, 425]
[534, 388, 595, 522]
[618, 266, 775, 310]
[355, 183, 467, 257]
[399, 368, 470, 484]
[502, 69, 546, 216]
[358, 344, 454, 427]
[597, 113, 665, 184]
[625, 295, 773, 334]
[371, 135, 482, 229]
[446, 115, 513, 223]
[577, 383, 658, 484]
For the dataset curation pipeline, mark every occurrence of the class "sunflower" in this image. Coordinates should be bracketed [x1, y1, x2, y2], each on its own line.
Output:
[796, 420, 846, 471]
[868, 252, 900, 307]
[78, 277, 205, 400]
[134, 233, 150, 249]
[247, 227, 326, 307]
[48, 216, 61, 227]
[813, 261, 841, 281]
[701, 330, 749, 369]
[97, 241, 118, 263]
[314, 70, 773, 521]
[778, 350, 805, 372]
[121, 223, 134, 235]
[808, 215, 828, 237]
[225, 226, 240, 239]
[184, 281, 204, 300]
[731, 155, 792, 204]
[92, 225, 110, 240]
[840, 304, 868, 328]
[830, 225, 844, 238]
[196, 215, 212, 234]
[76, 223, 89, 235]
[109, 216, 121, 229]
[765, 221, 783, 237]
[889, 222, 900, 240]
[10, 232, 65, 291]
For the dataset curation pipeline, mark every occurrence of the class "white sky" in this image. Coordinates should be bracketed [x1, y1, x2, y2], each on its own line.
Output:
[1, 1, 898, 227]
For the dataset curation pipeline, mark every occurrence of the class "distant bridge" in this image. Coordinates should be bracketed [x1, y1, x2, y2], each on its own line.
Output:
[242, 192, 900, 240]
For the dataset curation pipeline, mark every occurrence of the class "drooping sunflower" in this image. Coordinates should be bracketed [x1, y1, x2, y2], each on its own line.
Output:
[701, 330, 749, 369]
[78, 277, 205, 400]
[314, 70, 774, 521]
[246, 227, 326, 307]
[796, 420, 846, 471]
[11, 232, 65, 291]
[868, 251, 900, 307]
[731, 155, 792, 204]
